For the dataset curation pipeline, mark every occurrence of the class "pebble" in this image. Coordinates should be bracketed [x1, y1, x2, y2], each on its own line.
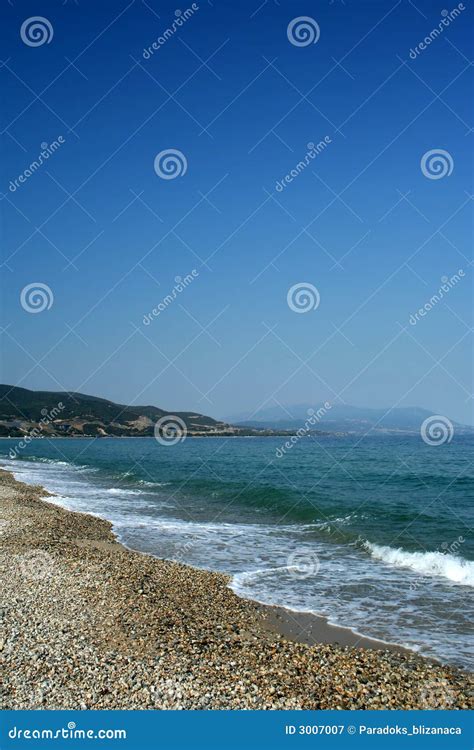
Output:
[0, 469, 472, 710]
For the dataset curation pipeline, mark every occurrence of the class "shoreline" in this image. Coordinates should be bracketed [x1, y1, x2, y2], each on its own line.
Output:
[256, 604, 414, 656]
[2, 461, 415, 658]
[0, 468, 471, 709]
[117, 537, 411, 658]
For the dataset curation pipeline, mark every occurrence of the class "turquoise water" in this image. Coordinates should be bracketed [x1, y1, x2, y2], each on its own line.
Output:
[1, 435, 473, 669]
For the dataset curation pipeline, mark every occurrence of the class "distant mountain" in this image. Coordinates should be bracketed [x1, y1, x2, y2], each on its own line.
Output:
[0, 386, 304, 439]
[225, 403, 473, 434]
[2, 387, 470, 440]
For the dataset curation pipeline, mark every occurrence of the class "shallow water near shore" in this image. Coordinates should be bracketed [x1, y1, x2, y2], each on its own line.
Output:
[1, 434, 473, 669]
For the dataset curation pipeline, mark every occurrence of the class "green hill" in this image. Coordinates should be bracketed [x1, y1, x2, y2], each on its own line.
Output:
[0, 385, 229, 437]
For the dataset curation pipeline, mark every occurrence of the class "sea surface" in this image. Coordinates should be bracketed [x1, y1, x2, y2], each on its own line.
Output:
[1, 435, 473, 670]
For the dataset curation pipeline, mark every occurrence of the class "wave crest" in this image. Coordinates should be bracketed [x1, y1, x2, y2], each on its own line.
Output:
[365, 542, 474, 587]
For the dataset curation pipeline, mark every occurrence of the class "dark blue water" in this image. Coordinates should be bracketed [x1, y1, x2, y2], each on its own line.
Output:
[1, 434, 472, 669]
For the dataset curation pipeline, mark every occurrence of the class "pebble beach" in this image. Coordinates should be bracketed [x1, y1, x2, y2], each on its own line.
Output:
[0, 468, 472, 710]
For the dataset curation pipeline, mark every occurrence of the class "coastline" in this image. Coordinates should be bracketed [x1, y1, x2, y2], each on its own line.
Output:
[2, 460, 411, 656]
[0, 468, 471, 710]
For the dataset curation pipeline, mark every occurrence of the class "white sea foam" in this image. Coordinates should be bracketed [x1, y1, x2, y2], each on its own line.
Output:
[365, 542, 474, 587]
[1, 453, 473, 669]
[137, 480, 170, 487]
[106, 488, 143, 496]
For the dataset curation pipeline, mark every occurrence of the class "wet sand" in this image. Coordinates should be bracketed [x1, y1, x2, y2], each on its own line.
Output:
[260, 605, 412, 654]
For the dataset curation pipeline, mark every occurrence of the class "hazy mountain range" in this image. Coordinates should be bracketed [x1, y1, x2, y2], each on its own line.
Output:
[225, 403, 473, 434]
[1, 386, 471, 439]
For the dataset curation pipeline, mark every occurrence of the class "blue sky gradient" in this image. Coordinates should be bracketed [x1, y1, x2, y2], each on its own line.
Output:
[1, 0, 473, 423]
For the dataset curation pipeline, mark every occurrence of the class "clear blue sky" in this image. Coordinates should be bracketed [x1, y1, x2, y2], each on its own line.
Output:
[1, 0, 473, 423]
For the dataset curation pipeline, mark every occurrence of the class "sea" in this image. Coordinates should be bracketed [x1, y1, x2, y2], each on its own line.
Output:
[1, 434, 472, 670]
